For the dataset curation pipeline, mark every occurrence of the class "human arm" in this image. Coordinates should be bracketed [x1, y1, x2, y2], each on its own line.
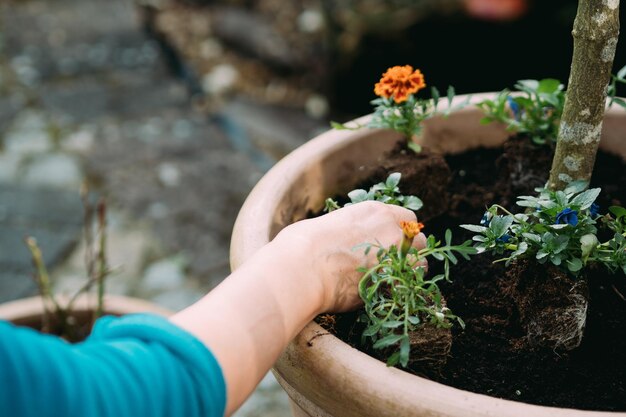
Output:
[170, 201, 425, 415]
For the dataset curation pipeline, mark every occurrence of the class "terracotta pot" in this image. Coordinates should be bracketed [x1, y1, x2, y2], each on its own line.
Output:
[230, 93, 626, 417]
[0, 294, 172, 330]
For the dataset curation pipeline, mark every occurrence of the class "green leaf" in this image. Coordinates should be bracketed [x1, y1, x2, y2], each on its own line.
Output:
[510, 242, 528, 258]
[567, 258, 583, 273]
[431, 86, 440, 104]
[537, 78, 562, 94]
[609, 206, 626, 218]
[564, 181, 588, 195]
[522, 233, 541, 243]
[460, 224, 487, 233]
[348, 189, 369, 203]
[537, 250, 549, 260]
[373, 334, 404, 349]
[553, 235, 570, 253]
[617, 64, 626, 79]
[570, 188, 601, 209]
[580, 234, 599, 257]
[407, 141, 422, 154]
[400, 336, 410, 367]
[386, 352, 401, 367]
[403, 196, 423, 211]
[516, 79, 539, 92]
[613, 97, 626, 109]
[363, 323, 381, 337]
[382, 320, 404, 329]
[385, 172, 402, 188]
[490, 215, 514, 237]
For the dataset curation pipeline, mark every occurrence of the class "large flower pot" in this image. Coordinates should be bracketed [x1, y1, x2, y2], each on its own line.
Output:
[0, 294, 172, 330]
[230, 93, 626, 417]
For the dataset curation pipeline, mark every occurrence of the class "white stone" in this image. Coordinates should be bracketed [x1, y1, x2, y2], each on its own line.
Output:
[148, 202, 170, 219]
[63, 128, 95, 153]
[200, 39, 223, 60]
[142, 257, 187, 293]
[298, 10, 324, 33]
[5, 111, 52, 155]
[305, 94, 330, 119]
[158, 162, 181, 187]
[172, 119, 193, 140]
[202, 65, 239, 95]
[22, 153, 83, 188]
[0, 154, 20, 183]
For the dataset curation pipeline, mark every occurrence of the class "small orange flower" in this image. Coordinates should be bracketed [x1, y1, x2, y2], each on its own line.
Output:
[374, 65, 426, 104]
[400, 220, 425, 239]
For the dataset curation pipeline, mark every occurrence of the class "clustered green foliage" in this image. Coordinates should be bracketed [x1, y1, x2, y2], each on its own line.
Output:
[477, 78, 565, 145]
[324, 172, 423, 213]
[332, 87, 467, 153]
[478, 65, 626, 146]
[357, 231, 475, 367]
[462, 181, 626, 275]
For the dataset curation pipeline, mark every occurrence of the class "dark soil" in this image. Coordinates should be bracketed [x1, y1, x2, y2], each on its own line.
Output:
[319, 136, 626, 411]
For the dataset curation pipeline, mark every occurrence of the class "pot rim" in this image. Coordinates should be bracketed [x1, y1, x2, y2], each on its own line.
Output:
[0, 294, 172, 323]
[230, 93, 626, 417]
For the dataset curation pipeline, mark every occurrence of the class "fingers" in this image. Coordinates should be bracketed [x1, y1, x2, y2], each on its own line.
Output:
[412, 232, 427, 250]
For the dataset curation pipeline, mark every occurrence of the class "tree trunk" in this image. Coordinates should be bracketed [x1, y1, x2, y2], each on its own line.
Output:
[548, 0, 620, 190]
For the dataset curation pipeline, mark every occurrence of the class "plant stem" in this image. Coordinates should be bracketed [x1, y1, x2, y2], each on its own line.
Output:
[25, 237, 62, 333]
[95, 199, 107, 319]
[548, 0, 620, 190]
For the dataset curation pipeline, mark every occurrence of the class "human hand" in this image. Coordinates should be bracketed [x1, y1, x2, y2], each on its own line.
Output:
[272, 201, 426, 314]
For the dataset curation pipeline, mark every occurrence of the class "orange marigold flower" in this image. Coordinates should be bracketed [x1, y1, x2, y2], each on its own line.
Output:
[400, 220, 425, 239]
[374, 65, 426, 104]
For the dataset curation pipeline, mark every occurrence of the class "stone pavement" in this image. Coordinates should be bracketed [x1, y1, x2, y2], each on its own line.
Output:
[0, 0, 326, 414]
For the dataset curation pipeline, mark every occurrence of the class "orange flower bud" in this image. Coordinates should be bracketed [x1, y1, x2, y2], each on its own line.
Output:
[400, 220, 425, 239]
[374, 65, 426, 104]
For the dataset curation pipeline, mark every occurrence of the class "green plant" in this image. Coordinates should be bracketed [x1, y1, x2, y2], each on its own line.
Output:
[462, 181, 626, 275]
[358, 221, 476, 367]
[324, 172, 423, 213]
[477, 78, 565, 145]
[332, 65, 467, 153]
[478, 66, 626, 147]
[25, 185, 111, 342]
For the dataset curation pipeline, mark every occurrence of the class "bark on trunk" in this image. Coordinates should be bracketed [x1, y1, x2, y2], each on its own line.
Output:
[548, 0, 620, 190]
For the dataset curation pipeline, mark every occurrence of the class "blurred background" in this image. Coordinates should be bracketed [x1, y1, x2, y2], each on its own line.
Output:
[0, 0, 625, 415]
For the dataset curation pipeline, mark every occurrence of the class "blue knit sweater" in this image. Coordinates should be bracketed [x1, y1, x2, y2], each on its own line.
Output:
[0, 314, 226, 417]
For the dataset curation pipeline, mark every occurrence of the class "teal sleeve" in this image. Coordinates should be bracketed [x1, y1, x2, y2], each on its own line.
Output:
[0, 314, 226, 417]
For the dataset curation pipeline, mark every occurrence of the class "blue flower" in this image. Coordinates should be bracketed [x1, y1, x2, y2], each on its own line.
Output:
[589, 203, 600, 217]
[556, 208, 578, 226]
[480, 211, 492, 226]
[507, 96, 521, 121]
[496, 234, 511, 244]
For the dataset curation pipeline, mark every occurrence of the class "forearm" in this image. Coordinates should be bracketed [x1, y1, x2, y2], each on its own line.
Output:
[170, 235, 324, 415]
